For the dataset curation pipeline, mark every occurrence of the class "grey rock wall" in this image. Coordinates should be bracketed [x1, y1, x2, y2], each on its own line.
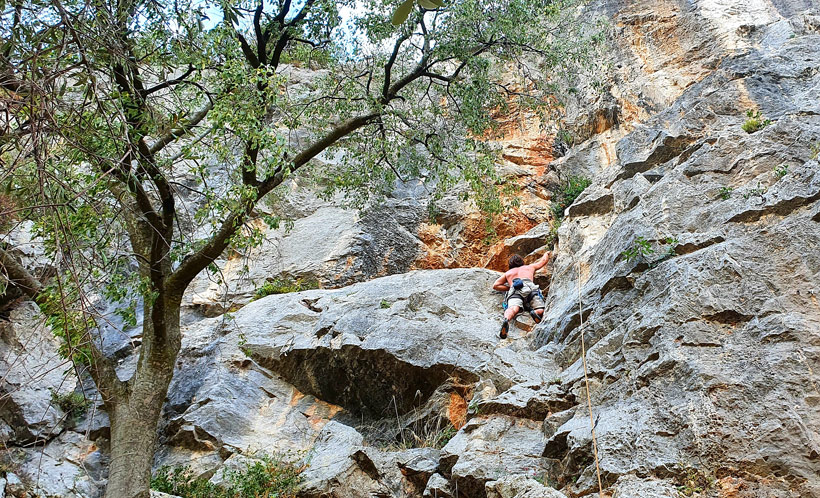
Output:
[3, 0, 820, 497]
[532, 4, 820, 497]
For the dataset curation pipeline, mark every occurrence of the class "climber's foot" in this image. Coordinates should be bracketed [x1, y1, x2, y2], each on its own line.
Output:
[529, 310, 542, 324]
[499, 320, 509, 339]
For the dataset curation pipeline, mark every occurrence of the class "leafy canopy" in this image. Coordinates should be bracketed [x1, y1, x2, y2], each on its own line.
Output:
[1, 0, 602, 365]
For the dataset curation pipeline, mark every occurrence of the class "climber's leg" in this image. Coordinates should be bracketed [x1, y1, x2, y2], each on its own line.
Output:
[504, 304, 520, 322]
[528, 287, 546, 324]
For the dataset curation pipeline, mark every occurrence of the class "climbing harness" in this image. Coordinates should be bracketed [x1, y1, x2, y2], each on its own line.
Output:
[501, 278, 544, 312]
[500, 278, 545, 338]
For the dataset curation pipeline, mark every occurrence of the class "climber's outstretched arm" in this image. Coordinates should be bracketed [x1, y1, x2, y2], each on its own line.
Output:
[492, 273, 510, 291]
[530, 250, 552, 271]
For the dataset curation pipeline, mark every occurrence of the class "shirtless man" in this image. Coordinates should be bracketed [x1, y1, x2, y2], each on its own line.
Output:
[491, 249, 552, 339]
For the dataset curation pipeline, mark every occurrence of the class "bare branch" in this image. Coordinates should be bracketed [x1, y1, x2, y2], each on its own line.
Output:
[383, 33, 411, 98]
[139, 65, 195, 97]
[0, 245, 42, 299]
[167, 111, 380, 295]
[147, 103, 213, 156]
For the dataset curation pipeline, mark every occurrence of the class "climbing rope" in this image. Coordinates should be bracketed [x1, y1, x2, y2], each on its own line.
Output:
[578, 261, 605, 497]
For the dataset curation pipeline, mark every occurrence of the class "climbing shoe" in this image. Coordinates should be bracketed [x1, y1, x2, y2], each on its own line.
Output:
[529, 310, 542, 324]
[499, 320, 509, 339]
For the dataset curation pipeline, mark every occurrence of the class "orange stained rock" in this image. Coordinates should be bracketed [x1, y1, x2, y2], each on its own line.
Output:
[283, 390, 343, 431]
[619, 97, 649, 127]
[332, 255, 357, 282]
[413, 209, 541, 272]
[288, 390, 305, 407]
[481, 212, 544, 272]
[501, 136, 554, 171]
[302, 403, 343, 429]
[447, 391, 468, 430]
[411, 223, 453, 270]
[413, 79, 561, 272]
[80, 443, 99, 460]
[717, 476, 747, 498]
[616, 2, 713, 104]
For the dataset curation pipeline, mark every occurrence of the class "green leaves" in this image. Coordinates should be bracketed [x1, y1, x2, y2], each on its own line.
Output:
[391, 0, 443, 25]
[391, 0, 416, 25]
[551, 176, 592, 219]
[621, 236, 679, 265]
[418, 0, 444, 8]
[6, 0, 604, 368]
[741, 109, 772, 134]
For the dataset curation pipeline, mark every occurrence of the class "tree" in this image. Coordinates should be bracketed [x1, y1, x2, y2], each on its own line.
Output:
[0, 0, 601, 495]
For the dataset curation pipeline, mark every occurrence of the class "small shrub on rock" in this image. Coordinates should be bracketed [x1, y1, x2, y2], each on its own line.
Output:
[151, 454, 304, 498]
[621, 236, 678, 265]
[676, 465, 716, 497]
[742, 181, 767, 199]
[551, 176, 592, 220]
[621, 236, 654, 262]
[253, 277, 319, 300]
[151, 467, 217, 497]
[50, 390, 90, 419]
[394, 424, 457, 450]
[741, 109, 772, 133]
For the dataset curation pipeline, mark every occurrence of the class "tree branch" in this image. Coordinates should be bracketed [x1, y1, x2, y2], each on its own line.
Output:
[224, 4, 260, 68]
[253, 1, 267, 65]
[147, 102, 213, 156]
[288, 112, 380, 171]
[87, 339, 127, 402]
[269, 0, 316, 67]
[285, 0, 314, 27]
[0, 245, 42, 299]
[274, 0, 292, 25]
[166, 111, 380, 295]
[139, 65, 195, 97]
[383, 33, 411, 98]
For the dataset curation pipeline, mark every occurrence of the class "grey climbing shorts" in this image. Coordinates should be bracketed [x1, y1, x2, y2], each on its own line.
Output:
[506, 279, 545, 310]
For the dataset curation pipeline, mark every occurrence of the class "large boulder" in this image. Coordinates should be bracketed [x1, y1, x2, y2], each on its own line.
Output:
[485, 475, 567, 498]
[231, 268, 558, 419]
[0, 302, 78, 444]
[158, 268, 562, 496]
[441, 415, 548, 498]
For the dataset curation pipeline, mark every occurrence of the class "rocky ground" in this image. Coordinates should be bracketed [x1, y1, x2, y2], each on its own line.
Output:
[2, 0, 820, 497]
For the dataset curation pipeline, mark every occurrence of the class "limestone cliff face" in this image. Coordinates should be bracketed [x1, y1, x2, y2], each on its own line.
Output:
[2, 1, 820, 497]
[535, 1, 820, 495]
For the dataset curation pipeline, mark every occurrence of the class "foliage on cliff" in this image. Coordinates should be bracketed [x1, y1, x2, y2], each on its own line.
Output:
[0, 0, 601, 494]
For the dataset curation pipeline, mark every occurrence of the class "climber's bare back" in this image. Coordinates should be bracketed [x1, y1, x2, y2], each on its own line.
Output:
[503, 264, 537, 284]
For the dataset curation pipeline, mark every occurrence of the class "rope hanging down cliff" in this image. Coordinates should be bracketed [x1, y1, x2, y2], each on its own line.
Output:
[578, 261, 605, 497]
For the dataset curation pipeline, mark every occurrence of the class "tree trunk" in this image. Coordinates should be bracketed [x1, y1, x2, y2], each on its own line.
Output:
[104, 307, 181, 498]
[106, 399, 164, 498]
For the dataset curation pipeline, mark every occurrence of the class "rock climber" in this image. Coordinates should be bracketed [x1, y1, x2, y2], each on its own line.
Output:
[491, 248, 553, 339]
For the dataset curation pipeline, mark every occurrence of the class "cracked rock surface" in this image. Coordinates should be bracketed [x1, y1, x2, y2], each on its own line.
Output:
[2, 0, 820, 497]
